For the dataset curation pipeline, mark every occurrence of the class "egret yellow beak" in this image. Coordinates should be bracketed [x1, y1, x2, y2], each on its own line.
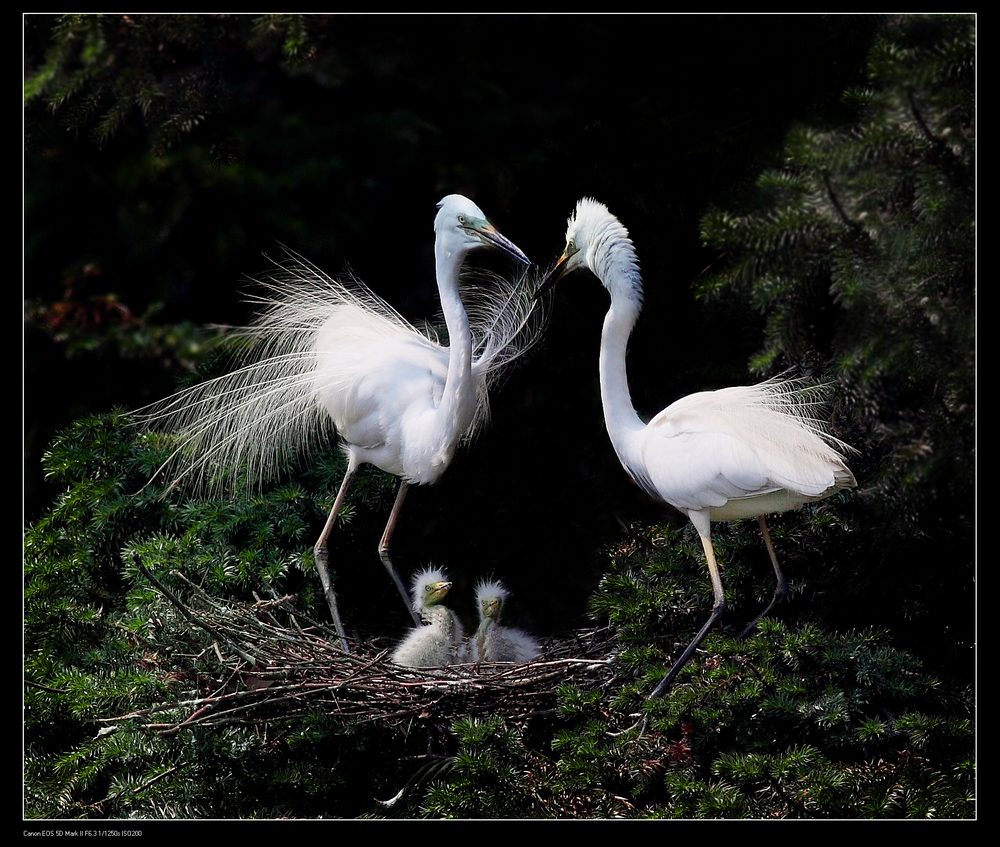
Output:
[426, 580, 453, 606]
[533, 251, 570, 299]
[482, 597, 502, 619]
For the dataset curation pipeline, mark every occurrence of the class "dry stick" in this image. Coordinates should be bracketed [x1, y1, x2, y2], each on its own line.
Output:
[167, 694, 336, 729]
[339, 650, 393, 684]
[158, 704, 217, 737]
[123, 766, 183, 802]
[256, 600, 298, 631]
[172, 570, 295, 664]
[133, 557, 258, 666]
[208, 667, 244, 700]
[354, 701, 447, 725]
[221, 602, 301, 643]
[170, 570, 234, 612]
[150, 690, 341, 733]
[25, 679, 70, 694]
[100, 681, 316, 722]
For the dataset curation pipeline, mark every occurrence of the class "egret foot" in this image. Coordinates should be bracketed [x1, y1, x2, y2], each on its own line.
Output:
[648, 599, 726, 700]
[738, 577, 788, 639]
[313, 544, 350, 653]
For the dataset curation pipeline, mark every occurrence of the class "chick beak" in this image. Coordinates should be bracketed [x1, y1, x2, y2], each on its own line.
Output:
[533, 252, 569, 300]
[428, 581, 452, 605]
[477, 223, 531, 266]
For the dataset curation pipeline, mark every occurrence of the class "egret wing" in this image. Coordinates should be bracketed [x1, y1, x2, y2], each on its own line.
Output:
[639, 381, 853, 511]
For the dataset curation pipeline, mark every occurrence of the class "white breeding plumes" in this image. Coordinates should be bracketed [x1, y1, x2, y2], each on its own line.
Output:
[391, 567, 465, 668]
[470, 579, 540, 663]
[136, 195, 546, 652]
[537, 197, 856, 700]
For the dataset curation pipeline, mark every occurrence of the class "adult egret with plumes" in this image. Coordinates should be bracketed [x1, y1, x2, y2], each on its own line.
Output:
[138, 195, 542, 652]
[536, 198, 856, 699]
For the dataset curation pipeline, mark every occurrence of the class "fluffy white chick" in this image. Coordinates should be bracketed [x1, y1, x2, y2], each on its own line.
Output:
[471, 579, 540, 663]
[391, 567, 465, 667]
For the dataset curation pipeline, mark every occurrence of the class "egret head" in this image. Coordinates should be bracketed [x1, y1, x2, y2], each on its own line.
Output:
[534, 198, 641, 304]
[411, 566, 453, 614]
[475, 578, 510, 622]
[435, 194, 530, 265]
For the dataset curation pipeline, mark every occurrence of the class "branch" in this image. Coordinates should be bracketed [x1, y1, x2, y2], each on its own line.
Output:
[132, 556, 258, 666]
[821, 170, 859, 232]
[25, 679, 70, 694]
[906, 88, 970, 186]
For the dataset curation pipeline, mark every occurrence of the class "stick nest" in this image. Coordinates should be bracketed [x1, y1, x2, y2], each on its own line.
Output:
[110, 565, 620, 735]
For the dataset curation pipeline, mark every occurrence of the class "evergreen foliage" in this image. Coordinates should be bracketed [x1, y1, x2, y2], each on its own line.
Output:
[25, 15, 327, 152]
[24, 416, 973, 819]
[24, 13, 974, 820]
[25, 412, 397, 817]
[416, 531, 972, 818]
[696, 14, 974, 672]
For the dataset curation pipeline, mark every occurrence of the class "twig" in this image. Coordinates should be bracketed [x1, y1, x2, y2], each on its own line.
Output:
[821, 170, 858, 231]
[25, 679, 70, 694]
[133, 557, 258, 666]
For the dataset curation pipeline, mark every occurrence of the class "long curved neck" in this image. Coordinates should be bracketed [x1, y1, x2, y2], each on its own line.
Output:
[599, 295, 645, 447]
[475, 616, 493, 658]
[588, 224, 646, 455]
[434, 239, 474, 422]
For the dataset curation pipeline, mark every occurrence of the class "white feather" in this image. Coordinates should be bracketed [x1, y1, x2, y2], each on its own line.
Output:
[638, 377, 856, 517]
[133, 198, 544, 497]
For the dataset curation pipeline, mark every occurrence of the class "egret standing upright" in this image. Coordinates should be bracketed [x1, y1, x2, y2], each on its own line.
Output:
[138, 195, 543, 651]
[536, 198, 856, 698]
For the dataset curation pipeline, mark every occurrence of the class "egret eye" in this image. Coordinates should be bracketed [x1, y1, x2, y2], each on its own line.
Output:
[567, 239, 577, 254]
[458, 214, 467, 226]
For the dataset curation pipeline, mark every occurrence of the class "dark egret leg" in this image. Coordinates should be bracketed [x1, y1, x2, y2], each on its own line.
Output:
[648, 510, 726, 700]
[314, 462, 359, 652]
[738, 515, 789, 639]
[379, 481, 420, 626]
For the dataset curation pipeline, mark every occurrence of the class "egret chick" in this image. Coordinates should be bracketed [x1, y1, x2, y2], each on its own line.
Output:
[536, 198, 856, 699]
[471, 579, 540, 663]
[391, 567, 466, 668]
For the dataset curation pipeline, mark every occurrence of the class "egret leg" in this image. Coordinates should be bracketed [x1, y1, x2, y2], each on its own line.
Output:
[314, 463, 359, 653]
[379, 481, 420, 626]
[738, 515, 789, 639]
[648, 510, 726, 700]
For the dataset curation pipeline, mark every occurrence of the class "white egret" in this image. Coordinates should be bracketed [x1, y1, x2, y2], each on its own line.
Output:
[391, 567, 466, 668]
[137, 195, 543, 652]
[536, 197, 856, 698]
[470, 579, 540, 663]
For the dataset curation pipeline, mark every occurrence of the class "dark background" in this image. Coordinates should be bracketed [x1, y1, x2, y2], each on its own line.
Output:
[25, 14, 887, 637]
